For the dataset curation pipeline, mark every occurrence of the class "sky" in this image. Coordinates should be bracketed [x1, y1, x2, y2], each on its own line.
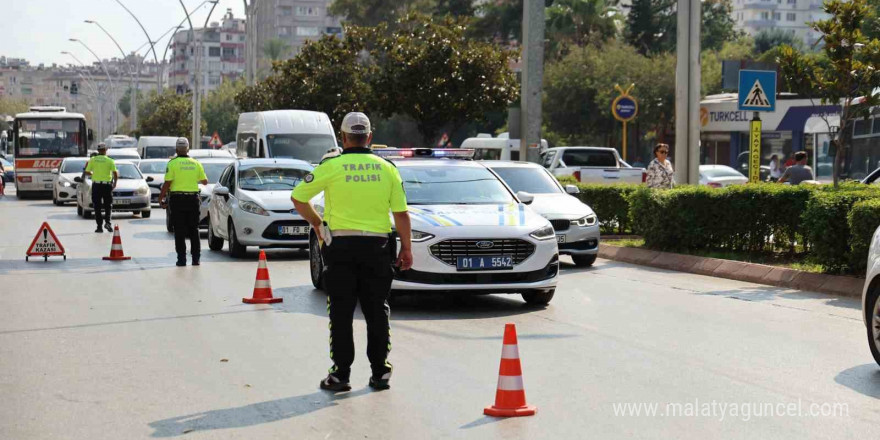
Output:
[2, 0, 246, 67]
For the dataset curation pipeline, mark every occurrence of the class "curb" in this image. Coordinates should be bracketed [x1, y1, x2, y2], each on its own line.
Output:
[598, 244, 864, 298]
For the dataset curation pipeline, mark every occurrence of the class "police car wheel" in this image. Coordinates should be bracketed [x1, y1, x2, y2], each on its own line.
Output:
[572, 254, 597, 267]
[309, 233, 325, 290]
[207, 218, 224, 251]
[228, 220, 246, 258]
[522, 289, 555, 305]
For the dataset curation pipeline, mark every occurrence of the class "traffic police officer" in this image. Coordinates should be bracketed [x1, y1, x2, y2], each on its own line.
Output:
[84, 142, 118, 233]
[292, 112, 413, 392]
[158, 138, 208, 266]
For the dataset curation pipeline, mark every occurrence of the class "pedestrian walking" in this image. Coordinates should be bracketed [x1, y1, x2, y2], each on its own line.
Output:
[645, 143, 675, 189]
[291, 112, 413, 392]
[778, 151, 815, 185]
[158, 138, 208, 266]
[769, 154, 782, 182]
[84, 143, 118, 233]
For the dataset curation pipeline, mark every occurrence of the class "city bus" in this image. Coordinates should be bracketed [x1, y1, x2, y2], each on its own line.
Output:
[11, 106, 91, 198]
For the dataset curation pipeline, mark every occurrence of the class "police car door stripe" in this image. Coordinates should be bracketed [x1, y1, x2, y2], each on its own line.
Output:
[519, 204, 525, 226]
[498, 205, 505, 226]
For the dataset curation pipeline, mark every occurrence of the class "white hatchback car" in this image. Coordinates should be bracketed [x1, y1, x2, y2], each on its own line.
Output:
[483, 161, 600, 267]
[699, 165, 748, 188]
[862, 228, 880, 366]
[308, 149, 560, 304]
[74, 160, 152, 218]
[138, 159, 169, 205]
[52, 157, 90, 205]
[207, 158, 313, 257]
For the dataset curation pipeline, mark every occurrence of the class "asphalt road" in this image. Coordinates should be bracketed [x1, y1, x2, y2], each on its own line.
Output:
[1, 190, 880, 439]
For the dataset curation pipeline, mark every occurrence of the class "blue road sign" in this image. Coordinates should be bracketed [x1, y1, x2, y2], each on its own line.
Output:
[738, 70, 777, 112]
[612, 95, 638, 122]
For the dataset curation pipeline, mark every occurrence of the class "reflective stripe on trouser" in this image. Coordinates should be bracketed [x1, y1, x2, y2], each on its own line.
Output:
[323, 236, 394, 380]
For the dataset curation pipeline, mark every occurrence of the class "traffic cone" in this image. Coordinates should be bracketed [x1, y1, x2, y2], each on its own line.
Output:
[484, 323, 536, 417]
[102, 224, 131, 261]
[243, 250, 282, 304]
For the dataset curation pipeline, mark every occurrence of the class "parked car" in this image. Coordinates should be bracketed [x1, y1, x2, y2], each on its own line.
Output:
[136, 136, 178, 159]
[862, 227, 880, 366]
[735, 152, 772, 182]
[107, 148, 141, 162]
[137, 159, 169, 204]
[51, 157, 89, 205]
[542, 146, 646, 185]
[74, 160, 151, 218]
[461, 136, 548, 161]
[187, 149, 235, 159]
[1, 156, 14, 183]
[165, 157, 235, 233]
[207, 158, 313, 257]
[699, 165, 749, 188]
[484, 160, 599, 267]
[309, 148, 560, 304]
[234, 110, 337, 163]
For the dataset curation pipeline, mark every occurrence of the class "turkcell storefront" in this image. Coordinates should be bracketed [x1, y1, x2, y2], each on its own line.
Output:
[700, 94, 880, 181]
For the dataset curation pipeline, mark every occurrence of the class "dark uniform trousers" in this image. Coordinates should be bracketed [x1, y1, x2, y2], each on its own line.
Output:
[170, 193, 201, 261]
[91, 182, 113, 226]
[324, 236, 394, 381]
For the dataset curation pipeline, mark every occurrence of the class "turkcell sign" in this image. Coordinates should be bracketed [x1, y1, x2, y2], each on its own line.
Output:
[738, 70, 777, 112]
[612, 95, 638, 122]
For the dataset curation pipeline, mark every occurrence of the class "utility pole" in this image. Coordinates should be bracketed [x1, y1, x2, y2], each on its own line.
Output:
[673, 0, 701, 184]
[243, 0, 254, 86]
[70, 38, 119, 135]
[179, 0, 219, 149]
[85, 20, 136, 132]
[520, 0, 545, 164]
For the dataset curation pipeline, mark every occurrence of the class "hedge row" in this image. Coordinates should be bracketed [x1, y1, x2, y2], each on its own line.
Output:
[569, 181, 880, 274]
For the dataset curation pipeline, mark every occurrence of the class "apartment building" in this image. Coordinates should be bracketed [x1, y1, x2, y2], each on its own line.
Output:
[731, 0, 829, 46]
[169, 8, 246, 96]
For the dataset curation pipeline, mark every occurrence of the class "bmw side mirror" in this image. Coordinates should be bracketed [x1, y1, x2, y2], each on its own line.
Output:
[565, 184, 580, 195]
[516, 191, 535, 205]
[74, 176, 83, 183]
[213, 186, 229, 196]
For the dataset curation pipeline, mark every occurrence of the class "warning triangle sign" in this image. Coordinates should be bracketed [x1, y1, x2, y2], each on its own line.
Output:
[26, 222, 66, 257]
[209, 132, 222, 148]
[743, 79, 771, 108]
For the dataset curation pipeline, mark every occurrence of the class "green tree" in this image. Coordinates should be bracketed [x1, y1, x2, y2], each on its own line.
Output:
[471, 0, 524, 42]
[117, 88, 144, 118]
[237, 27, 377, 128]
[754, 28, 803, 54]
[202, 79, 246, 144]
[0, 97, 29, 118]
[701, 0, 740, 52]
[546, 0, 621, 53]
[864, 0, 880, 40]
[701, 36, 756, 95]
[138, 91, 206, 138]
[371, 14, 519, 141]
[777, 0, 880, 187]
[435, 0, 475, 16]
[626, 0, 740, 54]
[262, 38, 292, 61]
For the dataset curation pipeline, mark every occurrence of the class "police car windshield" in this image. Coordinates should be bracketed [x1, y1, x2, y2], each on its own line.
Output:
[61, 159, 89, 173]
[266, 134, 337, 163]
[238, 166, 310, 191]
[116, 163, 142, 180]
[398, 165, 513, 205]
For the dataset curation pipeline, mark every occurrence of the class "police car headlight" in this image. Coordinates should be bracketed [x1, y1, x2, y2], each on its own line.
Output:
[61, 181, 72, 187]
[135, 186, 149, 196]
[411, 230, 435, 243]
[529, 225, 555, 241]
[239, 200, 269, 216]
[572, 214, 597, 227]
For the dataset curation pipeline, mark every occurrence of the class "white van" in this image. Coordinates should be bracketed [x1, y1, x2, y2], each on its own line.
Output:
[137, 136, 179, 159]
[235, 110, 337, 163]
[460, 137, 549, 161]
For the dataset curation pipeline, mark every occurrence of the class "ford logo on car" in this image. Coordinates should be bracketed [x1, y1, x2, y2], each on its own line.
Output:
[476, 241, 495, 249]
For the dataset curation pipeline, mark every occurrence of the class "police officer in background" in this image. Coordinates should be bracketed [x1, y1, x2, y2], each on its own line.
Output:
[292, 112, 413, 392]
[84, 142, 118, 233]
[158, 138, 208, 266]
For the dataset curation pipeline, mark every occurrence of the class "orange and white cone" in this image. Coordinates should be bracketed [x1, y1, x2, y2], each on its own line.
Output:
[484, 323, 536, 417]
[243, 250, 282, 304]
[102, 224, 131, 261]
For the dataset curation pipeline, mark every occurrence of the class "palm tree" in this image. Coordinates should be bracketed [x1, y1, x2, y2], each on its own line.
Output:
[547, 0, 621, 47]
[262, 38, 291, 61]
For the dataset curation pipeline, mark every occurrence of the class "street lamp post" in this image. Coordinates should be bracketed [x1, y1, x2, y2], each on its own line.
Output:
[178, 0, 219, 149]
[69, 38, 119, 135]
[112, 0, 160, 91]
[85, 20, 137, 132]
[61, 51, 105, 140]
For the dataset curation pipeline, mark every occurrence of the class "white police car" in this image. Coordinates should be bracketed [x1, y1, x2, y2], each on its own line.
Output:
[309, 149, 560, 304]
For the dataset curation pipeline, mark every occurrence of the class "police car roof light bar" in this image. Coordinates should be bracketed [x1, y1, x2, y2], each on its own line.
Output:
[373, 148, 475, 160]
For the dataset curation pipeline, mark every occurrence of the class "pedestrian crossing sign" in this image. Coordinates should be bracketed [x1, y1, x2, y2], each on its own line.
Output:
[738, 70, 776, 112]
